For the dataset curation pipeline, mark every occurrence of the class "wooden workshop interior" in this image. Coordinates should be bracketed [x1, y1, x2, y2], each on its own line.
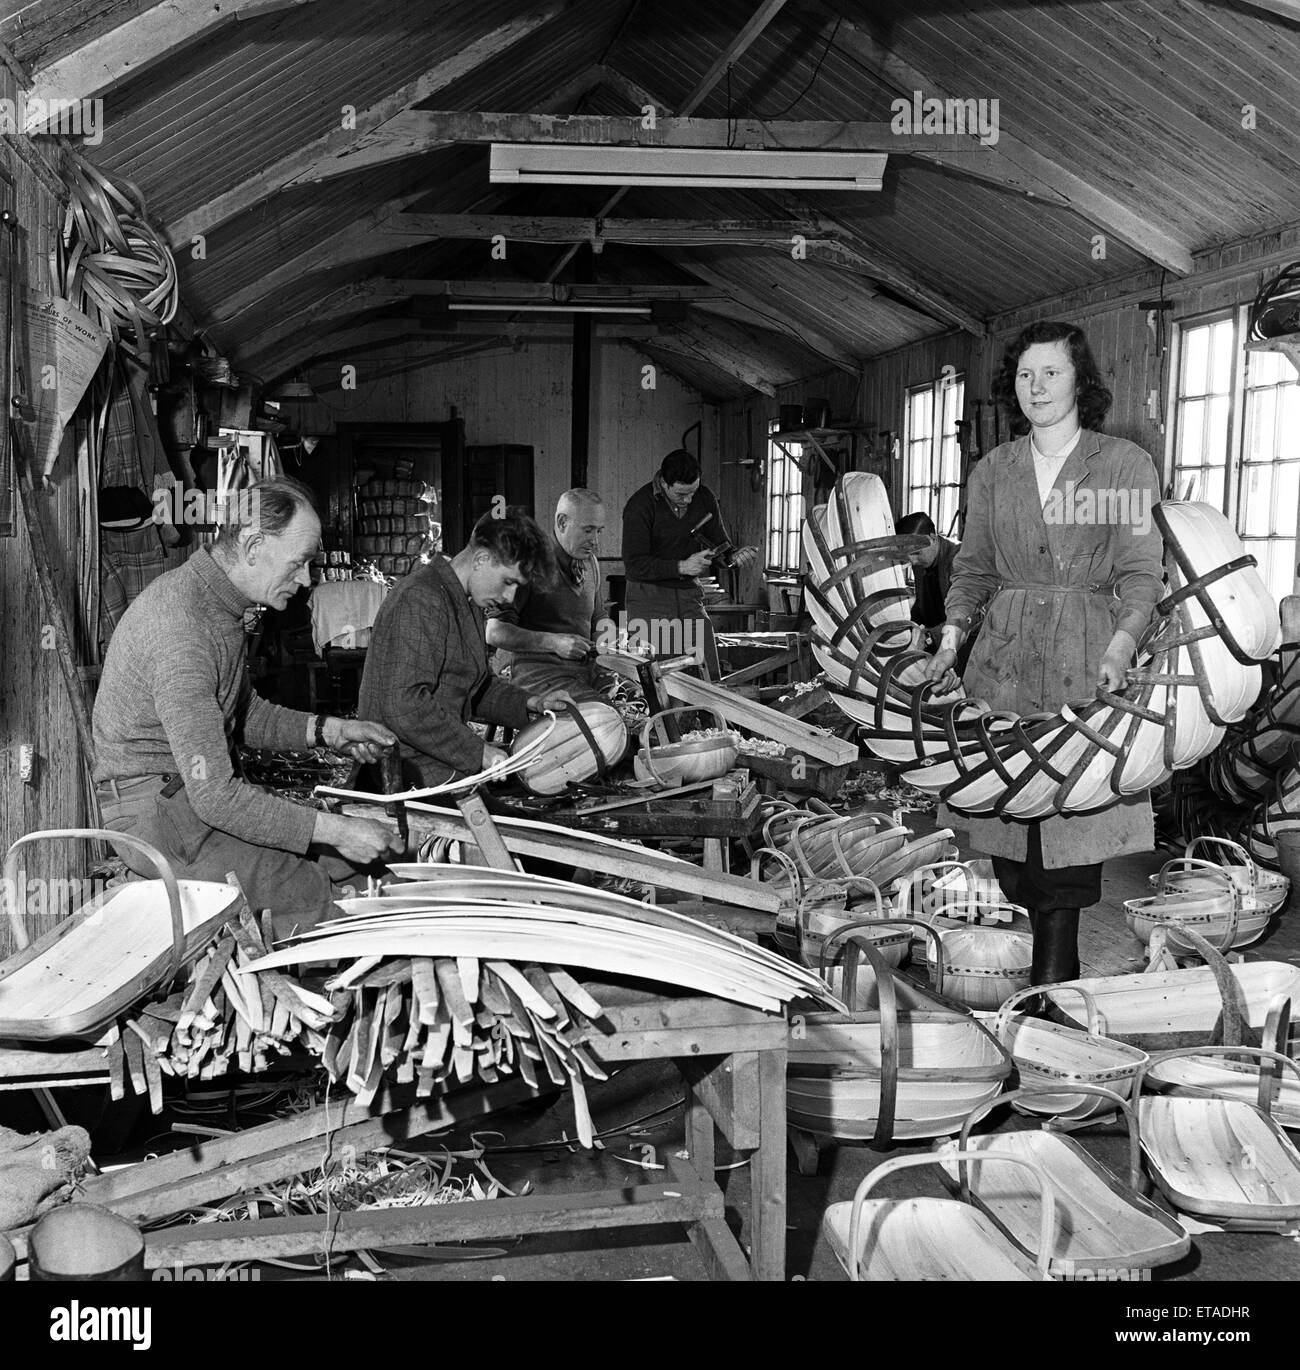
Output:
[2, 0, 1300, 1305]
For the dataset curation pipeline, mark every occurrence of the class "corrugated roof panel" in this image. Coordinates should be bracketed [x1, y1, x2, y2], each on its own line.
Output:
[93, 0, 612, 226]
[28, 0, 1297, 385]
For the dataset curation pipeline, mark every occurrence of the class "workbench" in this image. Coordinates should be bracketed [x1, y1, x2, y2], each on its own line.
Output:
[500, 782, 765, 874]
[3, 989, 791, 1281]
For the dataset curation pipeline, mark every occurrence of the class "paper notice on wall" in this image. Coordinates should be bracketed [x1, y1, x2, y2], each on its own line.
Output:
[20, 291, 110, 477]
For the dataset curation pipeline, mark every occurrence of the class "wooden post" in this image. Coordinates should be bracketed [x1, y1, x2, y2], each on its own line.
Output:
[570, 244, 593, 489]
[12, 420, 96, 760]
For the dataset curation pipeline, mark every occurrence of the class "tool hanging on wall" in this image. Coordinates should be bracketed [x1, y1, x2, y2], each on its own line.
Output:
[1, 206, 17, 538]
[5, 211, 98, 766]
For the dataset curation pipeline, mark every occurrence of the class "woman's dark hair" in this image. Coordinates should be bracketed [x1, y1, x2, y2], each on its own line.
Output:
[896, 511, 936, 536]
[469, 507, 555, 587]
[659, 449, 701, 485]
[992, 320, 1113, 436]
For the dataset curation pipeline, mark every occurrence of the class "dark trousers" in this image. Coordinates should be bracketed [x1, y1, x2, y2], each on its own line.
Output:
[990, 822, 1103, 912]
[97, 775, 363, 939]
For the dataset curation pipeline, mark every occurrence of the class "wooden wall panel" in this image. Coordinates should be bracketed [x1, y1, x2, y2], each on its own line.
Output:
[267, 336, 714, 595]
[0, 106, 91, 956]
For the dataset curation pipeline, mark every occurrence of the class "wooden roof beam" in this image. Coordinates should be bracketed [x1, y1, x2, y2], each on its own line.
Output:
[321, 110, 974, 167]
[386, 212, 830, 248]
[546, 0, 789, 281]
[211, 211, 824, 326]
[255, 317, 656, 384]
[588, 70, 985, 336]
[646, 316, 781, 396]
[239, 277, 711, 361]
[820, 7, 1194, 275]
[677, 257, 861, 373]
[23, 0, 316, 124]
[167, 6, 574, 244]
[206, 193, 432, 324]
[803, 215, 985, 335]
[1223, 0, 1300, 21]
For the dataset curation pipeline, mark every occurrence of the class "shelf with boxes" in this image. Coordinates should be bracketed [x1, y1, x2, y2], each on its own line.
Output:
[352, 475, 439, 578]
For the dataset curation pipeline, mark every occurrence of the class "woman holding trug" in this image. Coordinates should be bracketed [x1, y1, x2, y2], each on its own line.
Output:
[923, 321, 1164, 986]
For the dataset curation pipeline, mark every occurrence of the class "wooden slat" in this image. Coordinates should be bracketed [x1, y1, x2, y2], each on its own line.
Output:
[659, 669, 858, 765]
[350, 803, 781, 912]
[77, 1077, 545, 1226]
[143, 1179, 721, 1267]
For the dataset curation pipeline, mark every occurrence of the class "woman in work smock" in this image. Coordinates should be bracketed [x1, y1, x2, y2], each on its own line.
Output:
[923, 320, 1165, 986]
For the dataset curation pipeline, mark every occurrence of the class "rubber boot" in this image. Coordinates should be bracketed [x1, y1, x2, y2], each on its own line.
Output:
[1031, 907, 1081, 987]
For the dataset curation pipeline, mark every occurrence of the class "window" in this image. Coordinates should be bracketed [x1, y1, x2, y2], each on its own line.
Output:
[903, 373, 965, 535]
[765, 420, 806, 575]
[1241, 346, 1300, 601]
[1172, 316, 1234, 513]
[1170, 313, 1299, 603]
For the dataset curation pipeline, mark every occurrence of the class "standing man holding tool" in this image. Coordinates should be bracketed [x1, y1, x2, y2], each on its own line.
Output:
[486, 488, 622, 703]
[620, 449, 757, 673]
[360, 509, 574, 788]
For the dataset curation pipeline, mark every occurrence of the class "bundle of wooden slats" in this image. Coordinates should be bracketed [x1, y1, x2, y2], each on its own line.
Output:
[110, 900, 334, 1111]
[110, 872, 833, 1145]
[246, 869, 832, 1015]
[309, 954, 613, 1142]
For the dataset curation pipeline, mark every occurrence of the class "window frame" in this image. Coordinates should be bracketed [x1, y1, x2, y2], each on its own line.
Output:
[763, 418, 807, 577]
[1167, 306, 1300, 602]
[902, 372, 966, 535]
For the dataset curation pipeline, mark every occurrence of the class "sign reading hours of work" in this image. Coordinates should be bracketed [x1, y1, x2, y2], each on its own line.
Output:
[21, 290, 109, 478]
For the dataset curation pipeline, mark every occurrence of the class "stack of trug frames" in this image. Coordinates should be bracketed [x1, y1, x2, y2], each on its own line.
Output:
[806, 473, 1281, 816]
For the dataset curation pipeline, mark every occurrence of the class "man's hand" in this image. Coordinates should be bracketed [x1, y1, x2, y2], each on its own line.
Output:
[322, 717, 397, 764]
[315, 811, 402, 864]
[732, 545, 760, 569]
[548, 632, 592, 661]
[482, 743, 510, 771]
[678, 550, 712, 577]
[528, 689, 576, 715]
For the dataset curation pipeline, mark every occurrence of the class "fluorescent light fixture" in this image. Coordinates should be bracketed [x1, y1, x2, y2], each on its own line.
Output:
[490, 144, 887, 191]
[447, 302, 652, 314]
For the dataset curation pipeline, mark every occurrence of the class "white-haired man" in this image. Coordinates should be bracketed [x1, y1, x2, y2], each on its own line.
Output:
[486, 489, 617, 702]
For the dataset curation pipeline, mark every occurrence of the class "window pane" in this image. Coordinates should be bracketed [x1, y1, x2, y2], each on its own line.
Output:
[1209, 319, 1235, 394]
[1206, 395, 1231, 472]
[1247, 387, 1277, 462]
[1202, 466, 1225, 510]
[1240, 462, 1274, 532]
[1276, 463, 1300, 536]
[1252, 349, 1284, 387]
[1182, 326, 1210, 396]
[1178, 399, 1206, 466]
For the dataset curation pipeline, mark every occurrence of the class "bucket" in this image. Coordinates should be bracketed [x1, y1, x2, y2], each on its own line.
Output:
[1275, 829, 1300, 886]
[28, 1203, 146, 1281]
[778, 403, 804, 433]
[0, 1233, 14, 1281]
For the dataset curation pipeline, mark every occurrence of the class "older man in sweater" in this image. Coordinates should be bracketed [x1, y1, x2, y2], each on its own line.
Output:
[93, 476, 401, 935]
[485, 489, 616, 703]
